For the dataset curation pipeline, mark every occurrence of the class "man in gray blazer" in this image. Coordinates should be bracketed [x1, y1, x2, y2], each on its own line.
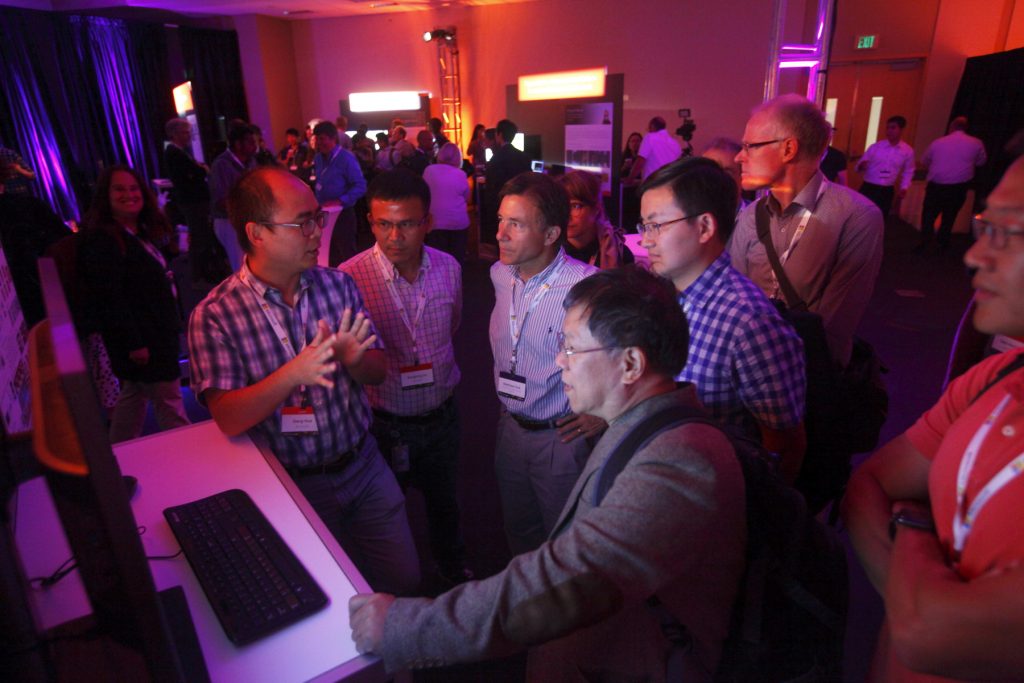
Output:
[350, 267, 747, 681]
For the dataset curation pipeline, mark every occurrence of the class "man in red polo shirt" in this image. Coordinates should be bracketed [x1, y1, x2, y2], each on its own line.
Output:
[844, 153, 1024, 681]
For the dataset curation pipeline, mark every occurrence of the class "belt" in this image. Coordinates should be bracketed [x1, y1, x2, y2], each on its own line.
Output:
[509, 413, 564, 431]
[373, 396, 453, 425]
[285, 434, 365, 478]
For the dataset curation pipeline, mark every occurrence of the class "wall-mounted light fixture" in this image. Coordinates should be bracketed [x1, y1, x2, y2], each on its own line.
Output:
[172, 81, 194, 115]
[349, 91, 423, 112]
[517, 67, 607, 102]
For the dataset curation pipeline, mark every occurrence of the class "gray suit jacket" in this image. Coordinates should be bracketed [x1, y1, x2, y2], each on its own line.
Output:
[379, 386, 747, 681]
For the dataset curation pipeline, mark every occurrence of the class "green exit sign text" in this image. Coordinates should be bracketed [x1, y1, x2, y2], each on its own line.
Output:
[856, 34, 877, 49]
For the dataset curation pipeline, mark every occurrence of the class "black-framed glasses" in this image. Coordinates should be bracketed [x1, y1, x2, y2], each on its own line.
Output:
[636, 213, 701, 238]
[262, 210, 327, 237]
[370, 217, 428, 233]
[740, 138, 783, 153]
[555, 332, 616, 358]
[972, 216, 1024, 251]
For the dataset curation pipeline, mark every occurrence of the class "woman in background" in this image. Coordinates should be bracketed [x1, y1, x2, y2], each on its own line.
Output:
[620, 132, 644, 232]
[423, 143, 471, 265]
[558, 170, 633, 269]
[79, 165, 189, 442]
[466, 124, 490, 169]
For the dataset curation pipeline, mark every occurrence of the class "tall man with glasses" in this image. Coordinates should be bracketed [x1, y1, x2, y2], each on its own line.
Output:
[188, 166, 420, 595]
[489, 171, 599, 555]
[729, 94, 883, 366]
[341, 169, 472, 585]
[349, 267, 747, 681]
[639, 156, 807, 482]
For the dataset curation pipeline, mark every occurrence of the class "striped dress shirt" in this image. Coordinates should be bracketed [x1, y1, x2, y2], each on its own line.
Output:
[488, 249, 598, 421]
[188, 261, 383, 468]
[340, 245, 461, 416]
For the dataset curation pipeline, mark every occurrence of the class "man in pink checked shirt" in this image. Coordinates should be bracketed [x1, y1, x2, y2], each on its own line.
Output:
[340, 168, 472, 586]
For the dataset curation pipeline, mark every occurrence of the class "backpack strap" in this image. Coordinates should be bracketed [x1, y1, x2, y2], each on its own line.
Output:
[755, 198, 807, 313]
[592, 403, 709, 506]
[969, 353, 1024, 406]
[591, 402, 717, 683]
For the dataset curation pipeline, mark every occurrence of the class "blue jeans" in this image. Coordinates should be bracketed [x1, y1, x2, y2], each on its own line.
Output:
[371, 399, 466, 570]
[292, 433, 421, 595]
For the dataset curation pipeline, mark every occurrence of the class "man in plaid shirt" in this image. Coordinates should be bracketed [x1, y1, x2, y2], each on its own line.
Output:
[638, 157, 807, 481]
[341, 169, 471, 585]
[188, 166, 420, 595]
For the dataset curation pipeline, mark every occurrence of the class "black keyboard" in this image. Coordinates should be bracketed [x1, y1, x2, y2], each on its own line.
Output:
[163, 489, 329, 645]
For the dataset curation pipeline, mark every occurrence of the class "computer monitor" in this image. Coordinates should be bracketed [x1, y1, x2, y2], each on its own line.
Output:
[27, 258, 207, 682]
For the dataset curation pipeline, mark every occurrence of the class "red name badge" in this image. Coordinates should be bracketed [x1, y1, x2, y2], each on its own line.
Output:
[281, 406, 319, 435]
[400, 363, 435, 389]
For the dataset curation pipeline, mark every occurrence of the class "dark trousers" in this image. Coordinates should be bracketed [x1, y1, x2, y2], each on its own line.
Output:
[371, 398, 466, 570]
[859, 181, 895, 217]
[328, 206, 358, 267]
[425, 229, 468, 267]
[181, 201, 228, 283]
[920, 181, 969, 246]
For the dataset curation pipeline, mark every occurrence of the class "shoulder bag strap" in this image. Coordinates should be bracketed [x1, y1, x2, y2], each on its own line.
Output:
[755, 198, 807, 312]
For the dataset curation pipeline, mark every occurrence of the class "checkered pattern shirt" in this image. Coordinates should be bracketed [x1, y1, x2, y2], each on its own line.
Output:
[188, 261, 383, 468]
[489, 249, 598, 421]
[340, 245, 461, 416]
[677, 253, 806, 434]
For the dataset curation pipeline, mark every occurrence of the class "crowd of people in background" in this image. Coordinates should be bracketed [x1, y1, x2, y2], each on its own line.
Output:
[3, 87, 1024, 683]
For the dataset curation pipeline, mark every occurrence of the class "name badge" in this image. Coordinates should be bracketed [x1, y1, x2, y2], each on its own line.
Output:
[400, 363, 435, 389]
[497, 371, 527, 401]
[281, 406, 319, 435]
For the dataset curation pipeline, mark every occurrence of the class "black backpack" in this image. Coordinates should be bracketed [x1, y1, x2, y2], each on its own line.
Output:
[754, 198, 889, 515]
[594, 403, 848, 682]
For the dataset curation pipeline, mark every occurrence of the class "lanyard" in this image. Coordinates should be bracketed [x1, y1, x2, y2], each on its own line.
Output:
[372, 246, 428, 363]
[952, 393, 1024, 560]
[239, 269, 307, 361]
[508, 256, 564, 374]
[777, 178, 828, 266]
[227, 149, 246, 171]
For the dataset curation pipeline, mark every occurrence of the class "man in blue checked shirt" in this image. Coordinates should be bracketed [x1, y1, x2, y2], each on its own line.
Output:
[313, 120, 367, 266]
[638, 156, 807, 481]
[188, 166, 420, 595]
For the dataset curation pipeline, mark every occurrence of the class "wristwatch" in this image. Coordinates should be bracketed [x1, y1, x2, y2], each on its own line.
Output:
[888, 509, 936, 541]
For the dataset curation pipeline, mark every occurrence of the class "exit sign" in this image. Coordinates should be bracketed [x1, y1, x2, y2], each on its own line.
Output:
[856, 34, 877, 49]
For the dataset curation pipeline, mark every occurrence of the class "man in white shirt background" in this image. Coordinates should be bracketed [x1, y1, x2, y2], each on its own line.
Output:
[918, 115, 988, 252]
[856, 115, 916, 218]
[626, 116, 683, 184]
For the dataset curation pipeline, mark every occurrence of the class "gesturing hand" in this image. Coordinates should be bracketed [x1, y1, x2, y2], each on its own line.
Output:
[322, 309, 377, 369]
[287, 326, 338, 388]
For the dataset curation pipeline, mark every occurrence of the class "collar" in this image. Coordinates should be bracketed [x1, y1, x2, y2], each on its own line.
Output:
[372, 243, 431, 281]
[240, 257, 311, 302]
[680, 252, 730, 308]
[767, 170, 825, 217]
[510, 246, 565, 284]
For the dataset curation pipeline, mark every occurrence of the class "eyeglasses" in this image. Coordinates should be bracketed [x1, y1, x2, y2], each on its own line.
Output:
[262, 211, 327, 237]
[740, 138, 783, 153]
[370, 217, 428, 233]
[555, 332, 616, 358]
[636, 213, 701, 238]
[569, 201, 592, 212]
[972, 216, 1024, 251]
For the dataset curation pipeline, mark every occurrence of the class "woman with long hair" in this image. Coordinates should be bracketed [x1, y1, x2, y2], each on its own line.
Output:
[78, 164, 189, 442]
